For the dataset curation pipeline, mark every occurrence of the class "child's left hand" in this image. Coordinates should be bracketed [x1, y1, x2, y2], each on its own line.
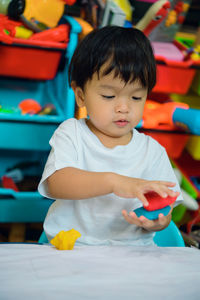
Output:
[122, 205, 173, 231]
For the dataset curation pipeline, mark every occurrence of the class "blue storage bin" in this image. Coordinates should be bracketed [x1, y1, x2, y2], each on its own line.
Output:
[0, 16, 81, 151]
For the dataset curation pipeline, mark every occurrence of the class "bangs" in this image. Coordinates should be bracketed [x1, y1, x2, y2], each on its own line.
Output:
[99, 51, 151, 89]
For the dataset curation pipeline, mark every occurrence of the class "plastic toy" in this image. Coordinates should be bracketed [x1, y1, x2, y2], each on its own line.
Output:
[30, 24, 68, 42]
[135, 0, 171, 36]
[0, 0, 76, 32]
[165, 0, 190, 28]
[74, 17, 93, 41]
[0, 0, 25, 19]
[186, 135, 200, 161]
[0, 105, 20, 114]
[101, 0, 126, 27]
[21, 0, 76, 32]
[136, 0, 192, 43]
[19, 99, 42, 115]
[1, 175, 19, 192]
[38, 104, 56, 116]
[50, 229, 81, 250]
[151, 41, 184, 61]
[0, 14, 32, 43]
[137, 100, 200, 135]
[133, 191, 177, 220]
[113, 0, 133, 22]
[183, 45, 200, 61]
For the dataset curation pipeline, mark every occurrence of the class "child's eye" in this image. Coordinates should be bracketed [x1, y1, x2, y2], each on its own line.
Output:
[101, 95, 115, 99]
[132, 96, 142, 101]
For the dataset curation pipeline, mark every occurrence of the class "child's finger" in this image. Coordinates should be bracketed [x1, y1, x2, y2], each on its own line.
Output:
[122, 210, 135, 224]
[169, 204, 174, 214]
[158, 213, 166, 226]
[122, 210, 141, 226]
[165, 189, 180, 197]
[159, 181, 176, 187]
[138, 193, 149, 207]
[138, 215, 154, 228]
[154, 188, 179, 199]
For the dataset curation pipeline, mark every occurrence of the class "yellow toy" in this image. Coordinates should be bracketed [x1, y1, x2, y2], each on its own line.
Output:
[50, 229, 81, 250]
[74, 17, 93, 41]
[22, 0, 76, 31]
[113, 0, 133, 22]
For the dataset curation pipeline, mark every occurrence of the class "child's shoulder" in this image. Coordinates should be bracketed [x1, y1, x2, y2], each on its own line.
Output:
[56, 118, 85, 132]
[50, 118, 84, 142]
[59, 117, 79, 128]
[134, 129, 166, 152]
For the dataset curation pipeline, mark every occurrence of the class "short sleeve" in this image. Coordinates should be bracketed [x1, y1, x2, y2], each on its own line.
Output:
[38, 119, 79, 198]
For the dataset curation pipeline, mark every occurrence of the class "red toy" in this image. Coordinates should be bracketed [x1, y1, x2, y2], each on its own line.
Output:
[0, 14, 23, 44]
[140, 100, 189, 131]
[144, 191, 177, 211]
[2, 176, 19, 192]
[19, 99, 42, 115]
[137, 100, 200, 135]
[30, 24, 69, 42]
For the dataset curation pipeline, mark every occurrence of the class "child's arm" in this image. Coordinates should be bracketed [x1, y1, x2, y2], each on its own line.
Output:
[47, 167, 178, 206]
[47, 167, 114, 200]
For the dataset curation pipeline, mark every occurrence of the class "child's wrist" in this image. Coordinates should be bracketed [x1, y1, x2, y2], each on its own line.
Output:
[106, 172, 118, 194]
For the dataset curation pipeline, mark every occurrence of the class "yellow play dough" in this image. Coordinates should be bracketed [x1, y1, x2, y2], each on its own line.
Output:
[50, 229, 81, 250]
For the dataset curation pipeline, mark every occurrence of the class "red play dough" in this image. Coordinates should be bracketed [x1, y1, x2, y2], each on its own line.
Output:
[144, 192, 177, 211]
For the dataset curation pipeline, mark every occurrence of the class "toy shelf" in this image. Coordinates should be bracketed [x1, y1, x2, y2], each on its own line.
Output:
[0, 16, 81, 151]
[140, 38, 200, 160]
[0, 16, 81, 225]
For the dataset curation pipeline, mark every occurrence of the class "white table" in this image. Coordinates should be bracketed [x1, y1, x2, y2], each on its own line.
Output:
[0, 243, 200, 300]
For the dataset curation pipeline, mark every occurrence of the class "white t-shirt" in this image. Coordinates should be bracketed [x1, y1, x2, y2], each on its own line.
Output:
[38, 118, 182, 246]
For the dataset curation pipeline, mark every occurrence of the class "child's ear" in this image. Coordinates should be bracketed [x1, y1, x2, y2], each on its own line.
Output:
[71, 81, 85, 108]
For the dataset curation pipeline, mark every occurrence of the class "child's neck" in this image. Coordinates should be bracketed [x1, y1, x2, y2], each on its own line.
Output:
[100, 132, 133, 149]
[86, 120, 133, 148]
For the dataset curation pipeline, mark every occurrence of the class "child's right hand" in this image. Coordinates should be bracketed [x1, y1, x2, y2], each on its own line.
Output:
[111, 174, 178, 206]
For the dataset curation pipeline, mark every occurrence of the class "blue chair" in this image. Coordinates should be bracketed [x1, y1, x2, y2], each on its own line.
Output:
[39, 221, 185, 247]
[153, 220, 185, 247]
[38, 231, 48, 244]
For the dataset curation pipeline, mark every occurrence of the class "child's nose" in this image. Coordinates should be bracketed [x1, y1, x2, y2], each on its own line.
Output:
[115, 99, 129, 113]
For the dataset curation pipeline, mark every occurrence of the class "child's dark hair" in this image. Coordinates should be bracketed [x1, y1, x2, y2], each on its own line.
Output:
[69, 26, 156, 93]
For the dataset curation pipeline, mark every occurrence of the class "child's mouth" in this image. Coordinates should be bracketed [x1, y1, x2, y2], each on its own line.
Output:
[114, 120, 129, 127]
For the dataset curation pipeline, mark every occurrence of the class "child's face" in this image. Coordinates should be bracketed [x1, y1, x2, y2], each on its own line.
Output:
[74, 69, 148, 147]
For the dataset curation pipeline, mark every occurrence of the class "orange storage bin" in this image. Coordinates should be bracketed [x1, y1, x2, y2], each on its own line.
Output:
[153, 64, 196, 94]
[0, 27, 69, 80]
[152, 41, 199, 94]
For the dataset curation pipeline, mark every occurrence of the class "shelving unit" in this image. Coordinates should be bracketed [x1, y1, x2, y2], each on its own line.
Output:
[0, 16, 81, 232]
[141, 43, 200, 231]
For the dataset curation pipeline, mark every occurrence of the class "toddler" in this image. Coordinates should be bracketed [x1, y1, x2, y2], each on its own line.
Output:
[38, 25, 182, 245]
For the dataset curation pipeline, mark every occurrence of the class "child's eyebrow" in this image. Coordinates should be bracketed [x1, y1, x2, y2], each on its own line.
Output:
[98, 84, 146, 93]
[98, 85, 115, 90]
